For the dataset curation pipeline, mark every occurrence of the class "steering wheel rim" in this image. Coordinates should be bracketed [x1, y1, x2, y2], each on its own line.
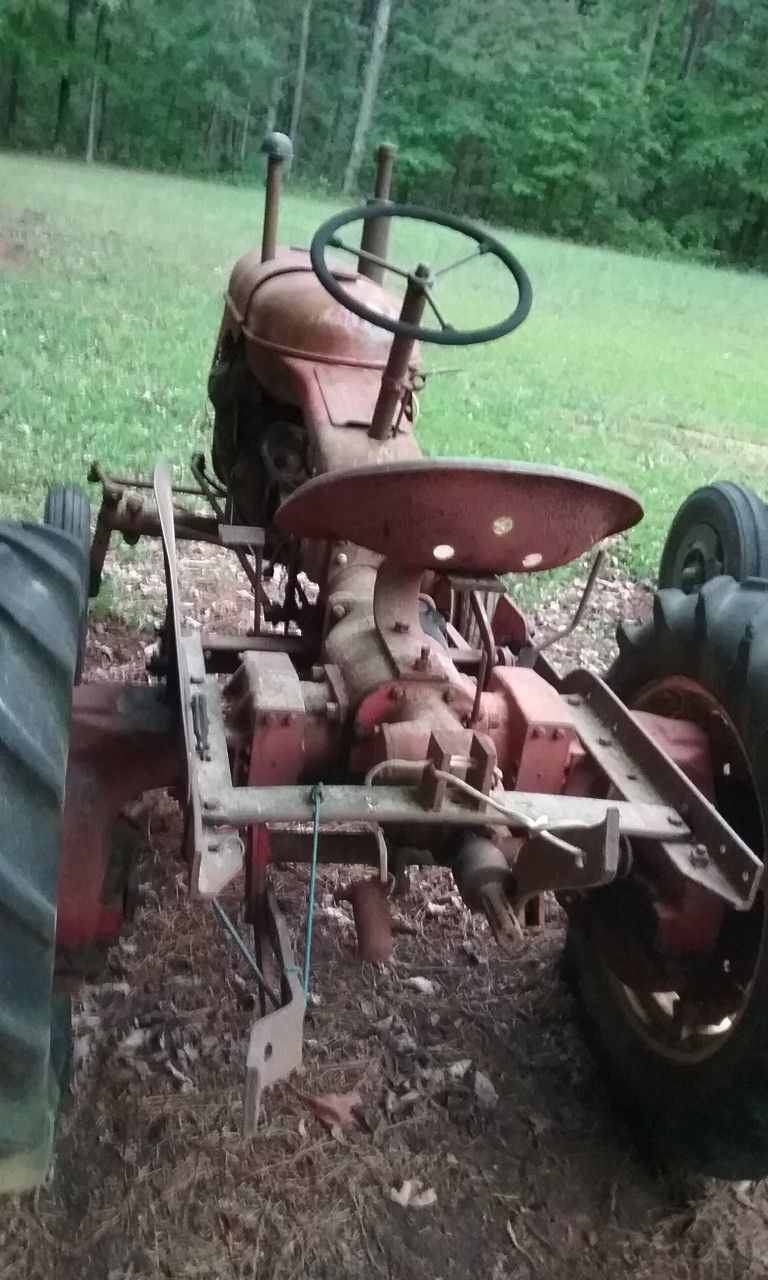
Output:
[309, 201, 533, 347]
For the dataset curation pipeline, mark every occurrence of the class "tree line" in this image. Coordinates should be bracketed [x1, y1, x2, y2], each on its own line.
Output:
[2, 0, 767, 268]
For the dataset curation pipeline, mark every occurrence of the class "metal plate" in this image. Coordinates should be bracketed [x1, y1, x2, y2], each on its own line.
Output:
[559, 669, 762, 909]
[275, 459, 642, 573]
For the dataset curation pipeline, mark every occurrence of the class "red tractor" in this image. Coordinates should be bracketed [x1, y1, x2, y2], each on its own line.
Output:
[3, 135, 768, 1192]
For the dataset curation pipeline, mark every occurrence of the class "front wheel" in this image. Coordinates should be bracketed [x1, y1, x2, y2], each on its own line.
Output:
[658, 481, 768, 593]
[566, 577, 768, 1177]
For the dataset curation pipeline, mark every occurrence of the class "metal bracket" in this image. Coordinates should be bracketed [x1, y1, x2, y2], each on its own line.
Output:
[512, 807, 622, 904]
[243, 887, 305, 1135]
[561, 668, 762, 909]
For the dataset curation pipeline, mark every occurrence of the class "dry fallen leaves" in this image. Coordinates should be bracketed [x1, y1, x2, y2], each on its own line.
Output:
[389, 1180, 438, 1209]
[474, 1070, 499, 1110]
[405, 975, 438, 997]
[307, 1089, 362, 1131]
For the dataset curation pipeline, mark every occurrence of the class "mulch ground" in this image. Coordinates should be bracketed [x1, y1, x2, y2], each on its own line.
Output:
[4, 549, 768, 1280]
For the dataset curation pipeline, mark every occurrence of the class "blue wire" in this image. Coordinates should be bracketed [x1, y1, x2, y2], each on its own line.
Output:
[303, 782, 324, 996]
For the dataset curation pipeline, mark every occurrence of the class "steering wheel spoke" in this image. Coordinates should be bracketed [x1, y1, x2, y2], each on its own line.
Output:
[310, 202, 532, 348]
[422, 286, 451, 332]
[329, 235, 413, 283]
[433, 242, 490, 280]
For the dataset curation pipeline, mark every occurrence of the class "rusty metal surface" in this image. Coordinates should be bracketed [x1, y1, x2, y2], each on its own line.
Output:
[370, 264, 429, 438]
[260, 133, 293, 262]
[513, 808, 622, 902]
[488, 666, 578, 791]
[226, 249, 401, 370]
[346, 877, 393, 962]
[197, 778, 685, 840]
[227, 651, 306, 788]
[58, 684, 182, 957]
[357, 143, 396, 283]
[560, 668, 762, 909]
[181, 635, 245, 898]
[276, 459, 643, 573]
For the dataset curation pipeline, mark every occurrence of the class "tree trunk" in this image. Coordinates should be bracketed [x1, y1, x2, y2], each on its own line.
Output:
[342, 0, 392, 194]
[635, 0, 664, 97]
[264, 73, 283, 133]
[288, 0, 312, 150]
[681, 0, 714, 79]
[85, 5, 105, 163]
[54, 0, 80, 147]
[4, 53, 21, 139]
[240, 100, 251, 164]
[97, 37, 110, 153]
[205, 105, 218, 161]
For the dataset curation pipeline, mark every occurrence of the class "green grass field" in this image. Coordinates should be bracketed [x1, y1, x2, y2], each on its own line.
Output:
[2, 151, 768, 583]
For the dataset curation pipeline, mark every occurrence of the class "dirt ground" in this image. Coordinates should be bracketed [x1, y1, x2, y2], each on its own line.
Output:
[4, 550, 768, 1280]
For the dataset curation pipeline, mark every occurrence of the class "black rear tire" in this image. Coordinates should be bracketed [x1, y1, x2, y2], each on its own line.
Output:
[566, 577, 768, 1178]
[658, 481, 768, 593]
[0, 520, 85, 1193]
[43, 485, 90, 682]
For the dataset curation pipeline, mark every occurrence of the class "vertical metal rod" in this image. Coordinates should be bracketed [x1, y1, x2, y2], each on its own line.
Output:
[260, 132, 293, 262]
[369, 263, 428, 440]
[357, 141, 397, 284]
[261, 157, 283, 262]
[373, 140, 396, 199]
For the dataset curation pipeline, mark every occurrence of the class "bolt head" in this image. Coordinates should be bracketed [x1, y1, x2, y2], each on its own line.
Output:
[331, 602, 346, 621]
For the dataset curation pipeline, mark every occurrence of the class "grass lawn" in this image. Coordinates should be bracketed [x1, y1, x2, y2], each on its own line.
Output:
[2, 151, 768, 585]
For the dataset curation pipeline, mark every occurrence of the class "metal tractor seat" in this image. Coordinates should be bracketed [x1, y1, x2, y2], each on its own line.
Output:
[275, 458, 643, 573]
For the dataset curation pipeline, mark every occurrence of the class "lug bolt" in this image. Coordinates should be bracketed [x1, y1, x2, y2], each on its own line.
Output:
[689, 843, 709, 868]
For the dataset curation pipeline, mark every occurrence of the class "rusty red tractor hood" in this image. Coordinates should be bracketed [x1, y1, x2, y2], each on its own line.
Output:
[220, 248, 417, 431]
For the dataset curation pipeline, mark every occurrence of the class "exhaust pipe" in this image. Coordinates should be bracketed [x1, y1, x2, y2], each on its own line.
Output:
[357, 141, 396, 285]
[260, 131, 293, 262]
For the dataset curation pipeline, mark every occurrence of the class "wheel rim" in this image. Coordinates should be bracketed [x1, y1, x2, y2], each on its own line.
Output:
[675, 522, 724, 593]
[600, 675, 765, 1064]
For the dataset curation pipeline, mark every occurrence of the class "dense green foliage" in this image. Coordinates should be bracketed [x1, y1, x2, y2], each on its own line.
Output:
[2, 0, 768, 267]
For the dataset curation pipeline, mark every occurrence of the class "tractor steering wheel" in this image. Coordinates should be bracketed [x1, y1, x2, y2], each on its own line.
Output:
[309, 202, 532, 347]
